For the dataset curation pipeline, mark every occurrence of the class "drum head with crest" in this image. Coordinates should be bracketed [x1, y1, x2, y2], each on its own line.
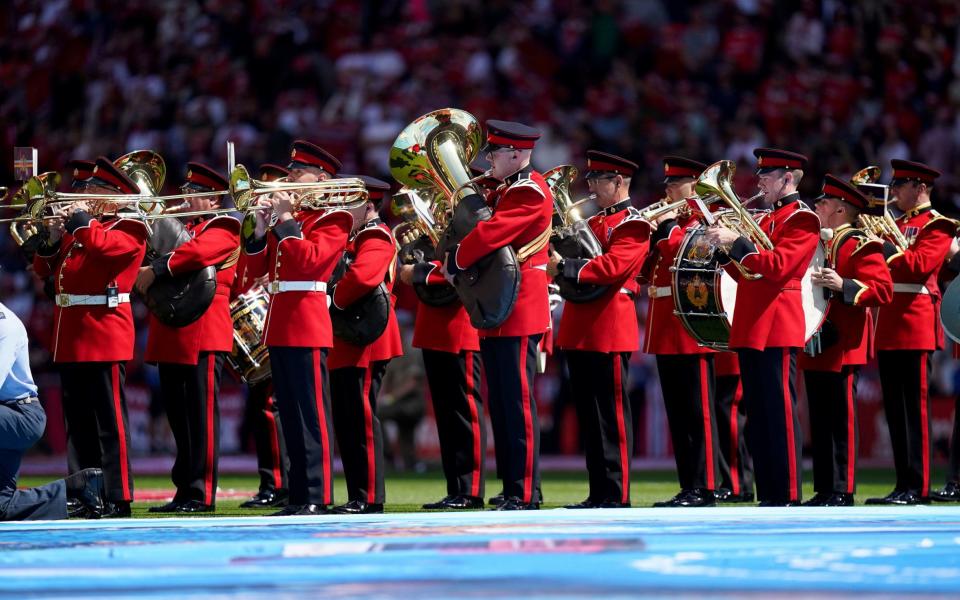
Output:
[802, 242, 829, 341]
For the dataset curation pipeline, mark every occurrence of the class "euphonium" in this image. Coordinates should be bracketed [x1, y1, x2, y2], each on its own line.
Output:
[696, 160, 773, 250]
[850, 166, 908, 250]
[544, 164, 608, 303]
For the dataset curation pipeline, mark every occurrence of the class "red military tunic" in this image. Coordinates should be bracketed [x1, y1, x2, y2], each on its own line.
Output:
[412, 261, 480, 354]
[144, 216, 242, 364]
[242, 209, 352, 348]
[32, 214, 148, 363]
[642, 213, 715, 355]
[724, 193, 821, 350]
[452, 167, 553, 338]
[556, 200, 650, 352]
[876, 204, 956, 351]
[328, 221, 403, 369]
[798, 224, 894, 372]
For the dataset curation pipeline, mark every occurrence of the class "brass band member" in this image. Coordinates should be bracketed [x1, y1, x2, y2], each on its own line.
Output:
[548, 151, 649, 508]
[328, 176, 402, 515]
[704, 148, 820, 506]
[444, 120, 553, 510]
[801, 175, 892, 506]
[236, 163, 291, 509]
[32, 157, 149, 518]
[640, 156, 723, 508]
[868, 160, 954, 505]
[243, 141, 352, 515]
[137, 163, 241, 513]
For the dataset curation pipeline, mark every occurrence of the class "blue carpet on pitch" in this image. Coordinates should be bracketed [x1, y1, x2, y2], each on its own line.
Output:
[1, 507, 959, 597]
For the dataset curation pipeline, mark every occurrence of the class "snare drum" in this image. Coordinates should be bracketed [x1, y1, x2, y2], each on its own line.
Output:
[227, 285, 271, 384]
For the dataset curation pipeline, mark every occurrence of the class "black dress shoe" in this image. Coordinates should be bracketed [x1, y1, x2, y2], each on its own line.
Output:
[176, 500, 215, 513]
[714, 488, 732, 502]
[654, 489, 715, 507]
[65, 468, 105, 519]
[440, 495, 484, 509]
[718, 490, 755, 503]
[865, 490, 905, 505]
[802, 493, 828, 507]
[931, 482, 960, 502]
[821, 492, 854, 507]
[102, 501, 132, 518]
[293, 504, 329, 515]
[495, 496, 539, 511]
[564, 498, 598, 509]
[488, 493, 505, 507]
[332, 500, 384, 514]
[892, 491, 930, 505]
[148, 501, 184, 513]
[758, 500, 800, 507]
[270, 504, 304, 516]
[422, 495, 457, 509]
[596, 500, 632, 508]
[240, 488, 288, 508]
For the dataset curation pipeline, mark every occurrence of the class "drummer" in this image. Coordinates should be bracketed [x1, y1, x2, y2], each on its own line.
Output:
[637, 156, 722, 508]
[704, 148, 820, 506]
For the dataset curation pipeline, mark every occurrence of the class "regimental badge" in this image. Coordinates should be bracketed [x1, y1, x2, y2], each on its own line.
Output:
[687, 239, 713, 263]
[686, 274, 709, 309]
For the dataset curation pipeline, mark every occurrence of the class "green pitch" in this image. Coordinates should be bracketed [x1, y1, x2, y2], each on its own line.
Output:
[18, 468, 949, 517]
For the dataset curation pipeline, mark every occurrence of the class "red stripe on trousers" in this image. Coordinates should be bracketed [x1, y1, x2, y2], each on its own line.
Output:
[699, 356, 715, 490]
[204, 356, 216, 504]
[613, 354, 630, 504]
[920, 354, 930, 496]
[519, 337, 534, 504]
[782, 350, 798, 501]
[465, 351, 482, 498]
[111, 364, 131, 501]
[361, 367, 376, 504]
[729, 380, 743, 495]
[312, 349, 332, 505]
[264, 395, 283, 489]
[845, 370, 856, 494]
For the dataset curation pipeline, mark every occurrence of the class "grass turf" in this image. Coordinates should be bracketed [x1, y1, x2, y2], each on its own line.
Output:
[19, 467, 952, 517]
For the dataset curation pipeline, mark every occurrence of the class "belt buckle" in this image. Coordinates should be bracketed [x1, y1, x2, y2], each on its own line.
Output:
[648, 286, 657, 298]
[268, 281, 280, 294]
[56, 294, 70, 307]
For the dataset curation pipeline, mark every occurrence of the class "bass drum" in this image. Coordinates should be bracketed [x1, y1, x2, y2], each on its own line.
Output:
[226, 285, 271, 384]
[941, 276, 960, 344]
[673, 215, 827, 349]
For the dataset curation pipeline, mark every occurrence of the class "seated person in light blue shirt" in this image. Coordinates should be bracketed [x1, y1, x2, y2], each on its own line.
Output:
[0, 300, 105, 520]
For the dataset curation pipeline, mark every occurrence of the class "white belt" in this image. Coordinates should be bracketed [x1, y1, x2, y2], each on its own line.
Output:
[268, 281, 327, 294]
[55, 293, 130, 308]
[893, 283, 930, 295]
[531, 264, 548, 271]
[621, 287, 636, 296]
[648, 285, 672, 299]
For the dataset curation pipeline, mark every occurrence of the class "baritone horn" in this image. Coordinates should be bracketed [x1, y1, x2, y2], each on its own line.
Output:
[850, 166, 908, 250]
[696, 159, 773, 250]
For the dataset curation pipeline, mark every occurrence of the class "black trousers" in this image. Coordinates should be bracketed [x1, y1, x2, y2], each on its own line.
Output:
[715, 373, 754, 496]
[331, 361, 389, 504]
[423, 349, 486, 498]
[0, 400, 68, 521]
[737, 347, 803, 504]
[805, 367, 859, 495]
[567, 350, 633, 504]
[59, 362, 134, 503]
[878, 350, 933, 496]
[656, 354, 720, 492]
[243, 379, 289, 492]
[480, 335, 542, 504]
[157, 352, 224, 505]
[268, 346, 335, 506]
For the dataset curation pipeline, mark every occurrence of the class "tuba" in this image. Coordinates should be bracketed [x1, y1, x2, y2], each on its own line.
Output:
[114, 151, 219, 328]
[544, 165, 608, 302]
[392, 187, 458, 306]
[391, 108, 520, 329]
